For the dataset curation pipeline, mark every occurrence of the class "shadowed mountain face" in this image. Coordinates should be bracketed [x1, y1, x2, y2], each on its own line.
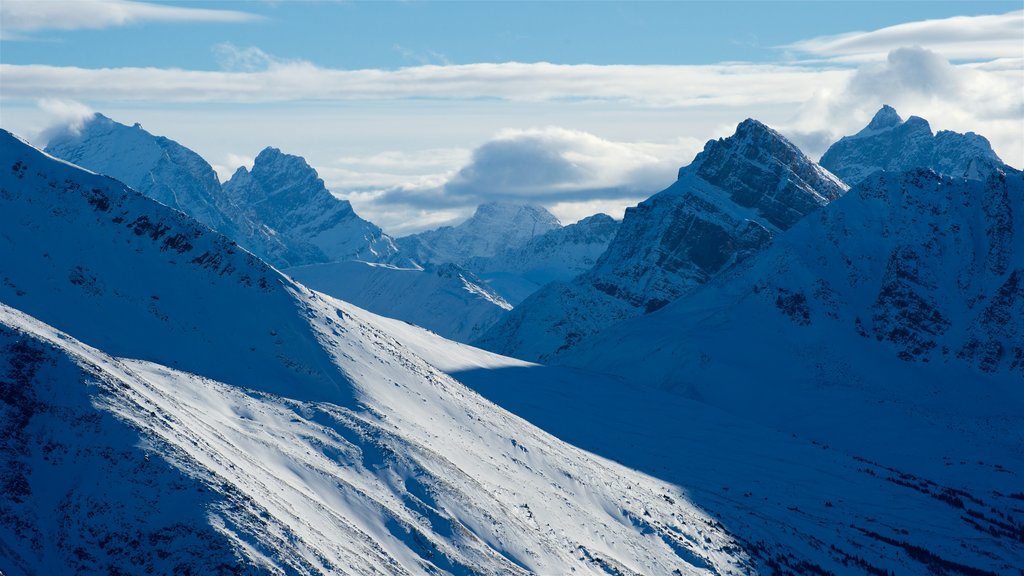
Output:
[569, 166, 1024, 412]
[476, 119, 847, 362]
[820, 105, 1005, 186]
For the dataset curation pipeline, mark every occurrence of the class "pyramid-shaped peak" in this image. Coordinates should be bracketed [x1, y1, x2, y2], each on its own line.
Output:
[250, 146, 321, 179]
[735, 117, 772, 134]
[867, 105, 903, 131]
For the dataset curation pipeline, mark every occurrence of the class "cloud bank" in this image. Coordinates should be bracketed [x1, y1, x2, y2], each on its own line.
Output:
[348, 128, 703, 234]
[0, 0, 260, 38]
[784, 10, 1023, 63]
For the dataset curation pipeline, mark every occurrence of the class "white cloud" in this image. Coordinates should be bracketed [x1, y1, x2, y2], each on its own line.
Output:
[35, 98, 95, 138]
[0, 0, 261, 38]
[0, 61, 852, 108]
[783, 10, 1024, 63]
[352, 127, 703, 234]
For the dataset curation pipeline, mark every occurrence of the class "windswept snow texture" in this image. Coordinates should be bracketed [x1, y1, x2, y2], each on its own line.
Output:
[397, 203, 561, 266]
[820, 105, 1005, 186]
[477, 119, 847, 362]
[286, 261, 511, 343]
[1, 131, 754, 575]
[467, 213, 620, 305]
[222, 147, 398, 265]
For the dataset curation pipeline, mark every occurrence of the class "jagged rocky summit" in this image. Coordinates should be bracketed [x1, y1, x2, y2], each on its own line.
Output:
[477, 118, 847, 362]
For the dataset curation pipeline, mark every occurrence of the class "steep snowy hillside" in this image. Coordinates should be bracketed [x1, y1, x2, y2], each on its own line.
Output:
[286, 261, 511, 342]
[568, 167, 1024, 463]
[467, 214, 620, 305]
[820, 105, 1006, 186]
[1, 130, 753, 575]
[478, 119, 847, 362]
[222, 147, 398, 265]
[396, 203, 561, 266]
[1, 130, 346, 401]
[43, 114, 304, 267]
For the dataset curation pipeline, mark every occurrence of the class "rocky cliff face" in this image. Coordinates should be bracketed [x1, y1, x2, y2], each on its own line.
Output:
[477, 119, 847, 362]
[820, 105, 1005, 186]
[571, 166, 1024, 382]
[222, 147, 398, 265]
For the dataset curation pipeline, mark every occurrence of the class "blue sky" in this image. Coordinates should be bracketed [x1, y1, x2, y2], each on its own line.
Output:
[2, 1, 1022, 233]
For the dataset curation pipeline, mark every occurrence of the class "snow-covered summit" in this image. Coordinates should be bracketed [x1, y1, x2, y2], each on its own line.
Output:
[43, 114, 330, 268]
[396, 202, 561, 265]
[223, 146, 398, 265]
[863, 103, 903, 132]
[45, 113, 238, 235]
[820, 105, 1005, 185]
[478, 119, 846, 361]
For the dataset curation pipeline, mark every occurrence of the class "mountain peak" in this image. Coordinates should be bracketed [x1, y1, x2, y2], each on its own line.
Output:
[681, 118, 845, 229]
[472, 202, 559, 224]
[867, 105, 903, 131]
[821, 110, 1004, 186]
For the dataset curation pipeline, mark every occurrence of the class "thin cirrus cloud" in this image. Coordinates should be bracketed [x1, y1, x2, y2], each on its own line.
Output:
[0, 0, 261, 38]
[0, 60, 852, 108]
[783, 10, 1024, 63]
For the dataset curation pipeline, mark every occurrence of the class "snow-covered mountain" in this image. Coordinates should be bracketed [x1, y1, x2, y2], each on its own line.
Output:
[477, 119, 847, 362]
[42, 113, 311, 268]
[285, 261, 511, 342]
[396, 203, 561, 266]
[466, 213, 619, 305]
[45, 113, 236, 234]
[820, 105, 1006, 186]
[1, 129, 757, 575]
[222, 147, 399, 265]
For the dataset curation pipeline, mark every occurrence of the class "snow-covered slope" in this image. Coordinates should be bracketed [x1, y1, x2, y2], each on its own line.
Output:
[1, 129, 753, 575]
[285, 261, 511, 343]
[467, 213, 619, 305]
[43, 114, 307, 268]
[396, 203, 561, 266]
[2, 130, 346, 401]
[477, 119, 847, 362]
[222, 147, 398, 265]
[820, 105, 1006, 186]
